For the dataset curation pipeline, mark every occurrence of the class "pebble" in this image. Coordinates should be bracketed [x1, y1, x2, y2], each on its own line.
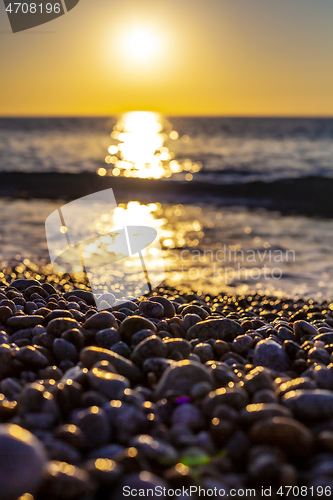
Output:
[7, 315, 44, 331]
[0, 423, 46, 499]
[110, 341, 131, 358]
[149, 296, 175, 318]
[87, 367, 130, 399]
[243, 366, 275, 395]
[139, 300, 165, 319]
[64, 289, 96, 305]
[130, 335, 167, 366]
[253, 339, 290, 372]
[282, 389, 333, 420]
[181, 304, 209, 320]
[42, 460, 95, 499]
[250, 416, 313, 456]
[83, 311, 117, 331]
[187, 318, 243, 342]
[47, 318, 80, 337]
[240, 403, 292, 425]
[15, 346, 49, 368]
[163, 337, 192, 358]
[193, 342, 214, 363]
[142, 357, 176, 378]
[0, 345, 13, 378]
[119, 316, 157, 343]
[182, 313, 202, 331]
[73, 406, 110, 450]
[53, 339, 78, 363]
[96, 328, 121, 349]
[203, 387, 249, 414]
[154, 360, 215, 399]
[80, 346, 142, 383]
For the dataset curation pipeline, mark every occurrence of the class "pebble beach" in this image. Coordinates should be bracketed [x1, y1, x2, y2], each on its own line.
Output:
[1, 265, 333, 499]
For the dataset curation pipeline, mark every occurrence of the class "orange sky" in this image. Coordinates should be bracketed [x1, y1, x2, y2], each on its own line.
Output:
[0, 0, 333, 116]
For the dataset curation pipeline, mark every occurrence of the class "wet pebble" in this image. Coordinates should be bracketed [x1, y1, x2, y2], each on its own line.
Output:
[0, 423, 46, 500]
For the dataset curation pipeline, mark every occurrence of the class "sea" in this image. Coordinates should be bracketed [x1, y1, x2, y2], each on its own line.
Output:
[1, 115, 333, 299]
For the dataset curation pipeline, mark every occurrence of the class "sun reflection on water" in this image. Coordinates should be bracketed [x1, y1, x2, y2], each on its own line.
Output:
[99, 111, 201, 180]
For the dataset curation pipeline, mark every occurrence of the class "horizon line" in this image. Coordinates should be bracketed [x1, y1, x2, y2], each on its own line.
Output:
[1, 113, 333, 119]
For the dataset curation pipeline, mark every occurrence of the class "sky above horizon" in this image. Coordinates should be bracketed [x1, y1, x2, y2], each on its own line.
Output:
[0, 0, 333, 116]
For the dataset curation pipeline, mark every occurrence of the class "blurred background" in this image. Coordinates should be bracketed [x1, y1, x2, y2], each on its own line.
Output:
[1, 0, 333, 298]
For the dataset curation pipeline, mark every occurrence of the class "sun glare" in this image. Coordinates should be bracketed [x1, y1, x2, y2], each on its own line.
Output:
[120, 27, 162, 63]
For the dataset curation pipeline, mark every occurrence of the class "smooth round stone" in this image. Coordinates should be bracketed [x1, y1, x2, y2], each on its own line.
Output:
[119, 316, 157, 344]
[109, 472, 168, 500]
[250, 416, 313, 456]
[0, 424, 46, 500]
[163, 338, 192, 358]
[252, 389, 278, 404]
[130, 435, 178, 464]
[55, 424, 85, 449]
[311, 365, 333, 389]
[130, 336, 167, 366]
[243, 367, 275, 395]
[80, 346, 142, 383]
[139, 300, 165, 319]
[313, 332, 333, 344]
[7, 315, 44, 330]
[83, 311, 117, 331]
[149, 296, 175, 318]
[88, 367, 130, 399]
[154, 360, 215, 399]
[64, 289, 96, 305]
[73, 406, 111, 450]
[80, 390, 109, 409]
[171, 403, 205, 430]
[190, 381, 213, 400]
[84, 458, 122, 485]
[240, 403, 292, 425]
[0, 377, 22, 399]
[308, 347, 331, 364]
[193, 343, 214, 363]
[10, 279, 41, 291]
[110, 341, 131, 358]
[96, 328, 121, 349]
[181, 304, 209, 320]
[53, 338, 78, 362]
[45, 310, 74, 323]
[203, 387, 249, 414]
[206, 361, 238, 387]
[253, 339, 290, 372]
[294, 320, 318, 339]
[61, 329, 85, 351]
[43, 461, 94, 498]
[131, 329, 156, 347]
[142, 357, 176, 378]
[47, 318, 80, 337]
[0, 345, 13, 378]
[276, 377, 316, 398]
[0, 306, 12, 324]
[182, 313, 202, 331]
[15, 346, 49, 367]
[232, 335, 253, 355]
[187, 318, 243, 342]
[282, 389, 333, 420]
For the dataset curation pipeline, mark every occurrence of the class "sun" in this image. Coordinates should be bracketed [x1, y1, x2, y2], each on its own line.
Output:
[120, 27, 162, 63]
